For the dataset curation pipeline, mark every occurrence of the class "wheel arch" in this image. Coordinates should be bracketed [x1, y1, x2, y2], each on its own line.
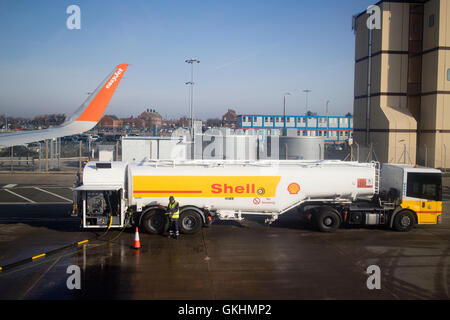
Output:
[137, 204, 167, 226]
[389, 207, 417, 228]
[180, 205, 206, 225]
[298, 202, 343, 221]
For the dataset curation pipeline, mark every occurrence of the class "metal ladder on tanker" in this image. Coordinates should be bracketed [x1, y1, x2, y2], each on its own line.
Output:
[374, 161, 380, 194]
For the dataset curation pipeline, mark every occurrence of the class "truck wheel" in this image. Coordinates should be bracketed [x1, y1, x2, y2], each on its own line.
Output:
[179, 210, 202, 234]
[141, 209, 168, 234]
[316, 209, 341, 232]
[393, 211, 414, 232]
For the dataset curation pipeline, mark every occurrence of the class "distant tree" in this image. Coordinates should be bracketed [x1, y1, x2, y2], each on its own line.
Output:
[305, 111, 318, 116]
[206, 118, 222, 127]
[345, 112, 353, 117]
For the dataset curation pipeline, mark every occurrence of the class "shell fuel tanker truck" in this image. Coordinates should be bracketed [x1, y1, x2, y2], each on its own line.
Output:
[73, 160, 442, 233]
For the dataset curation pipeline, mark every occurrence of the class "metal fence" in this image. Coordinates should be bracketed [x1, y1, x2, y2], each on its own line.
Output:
[0, 138, 121, 172]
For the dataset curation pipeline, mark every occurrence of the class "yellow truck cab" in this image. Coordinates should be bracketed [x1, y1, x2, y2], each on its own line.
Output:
[380, 164, 442, 230]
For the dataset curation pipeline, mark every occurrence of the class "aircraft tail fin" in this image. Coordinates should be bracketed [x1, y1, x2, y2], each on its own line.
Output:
[68, 63, 128, 123]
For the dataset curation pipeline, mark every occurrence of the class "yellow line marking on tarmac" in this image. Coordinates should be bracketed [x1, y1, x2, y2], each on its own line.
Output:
[31, 253, 46, 260]
[0, 228, 126, 277]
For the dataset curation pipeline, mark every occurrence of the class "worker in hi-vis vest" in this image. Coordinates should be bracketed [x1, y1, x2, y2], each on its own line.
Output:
[167, 196, 180, 239]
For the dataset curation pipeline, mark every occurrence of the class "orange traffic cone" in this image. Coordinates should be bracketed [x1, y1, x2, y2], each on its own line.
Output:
[133, 226, 141, 249]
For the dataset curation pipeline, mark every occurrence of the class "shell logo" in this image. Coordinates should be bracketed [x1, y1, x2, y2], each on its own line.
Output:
[287, 183, 301, 195]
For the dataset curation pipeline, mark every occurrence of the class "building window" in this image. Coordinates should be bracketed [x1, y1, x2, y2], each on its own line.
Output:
[447, 69, 450, 81]
[429, 14, 435, 27]
[286, 118, 290, 123]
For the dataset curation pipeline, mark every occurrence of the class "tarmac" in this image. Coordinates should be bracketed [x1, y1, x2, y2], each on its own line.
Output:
[0, 173, 449, 300]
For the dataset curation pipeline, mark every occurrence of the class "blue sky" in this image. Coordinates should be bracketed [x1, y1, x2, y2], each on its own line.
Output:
[0, 0, 374, 120]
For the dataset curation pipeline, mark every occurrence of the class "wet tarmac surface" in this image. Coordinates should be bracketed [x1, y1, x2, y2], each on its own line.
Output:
[0, 201, 449, 300]
[0, 174, 449, 300]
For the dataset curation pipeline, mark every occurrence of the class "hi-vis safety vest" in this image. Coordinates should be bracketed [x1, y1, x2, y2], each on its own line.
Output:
[169, 201, 179, 219]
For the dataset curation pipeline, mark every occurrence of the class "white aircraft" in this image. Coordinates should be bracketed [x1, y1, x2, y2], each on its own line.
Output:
[0, 63, 128, 148]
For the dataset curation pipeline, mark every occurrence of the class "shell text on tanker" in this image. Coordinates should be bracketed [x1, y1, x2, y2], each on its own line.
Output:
[211, 183, 256, 194]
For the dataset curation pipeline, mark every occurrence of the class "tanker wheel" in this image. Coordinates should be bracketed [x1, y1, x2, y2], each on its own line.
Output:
[179, 210, 202, 234]
[393, 210, 415, 232]
[141, 209, 168, 234]
[316, 209, 341, 233]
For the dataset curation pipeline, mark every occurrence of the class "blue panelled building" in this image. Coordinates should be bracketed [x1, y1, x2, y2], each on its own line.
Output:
[238, 115, 353, 142]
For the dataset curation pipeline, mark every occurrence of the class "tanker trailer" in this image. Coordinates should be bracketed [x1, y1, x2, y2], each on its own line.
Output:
[73, 160, 442, 233]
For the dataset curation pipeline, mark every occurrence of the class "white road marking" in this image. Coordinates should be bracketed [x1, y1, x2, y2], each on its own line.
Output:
[3, 184, 17, 189]
[3, 189, 35, 203]
[33, 187, 72, 203]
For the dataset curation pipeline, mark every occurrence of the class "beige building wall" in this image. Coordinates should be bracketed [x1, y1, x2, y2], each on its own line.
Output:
[419, 0, 450, 168]
[354, 0, 449, 168]
[353, 1, 416, 164]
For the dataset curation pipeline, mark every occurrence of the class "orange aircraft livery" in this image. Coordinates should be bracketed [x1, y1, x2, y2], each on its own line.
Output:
[76, 64, 128, 122]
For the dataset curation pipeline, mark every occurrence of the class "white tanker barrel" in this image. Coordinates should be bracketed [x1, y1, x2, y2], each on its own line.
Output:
[128, 161, 377, 214]
[279, 136, 325, 160]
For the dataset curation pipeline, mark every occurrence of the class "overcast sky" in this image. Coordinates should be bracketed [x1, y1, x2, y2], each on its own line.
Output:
[0, 0, 375, 120]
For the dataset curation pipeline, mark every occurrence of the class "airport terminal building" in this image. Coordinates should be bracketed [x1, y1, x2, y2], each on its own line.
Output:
[353, 0, 450, 168]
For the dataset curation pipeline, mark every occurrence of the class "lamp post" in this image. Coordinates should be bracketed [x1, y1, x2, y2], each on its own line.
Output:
[283, 92, 291, 135]
[185, 58, 200, 132]
[326, 100, 330, 115]
[303, 89, 312, 114]
[185, 81, 194, 125]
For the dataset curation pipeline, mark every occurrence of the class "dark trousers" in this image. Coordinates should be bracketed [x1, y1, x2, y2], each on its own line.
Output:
[169, 218, 179, 236]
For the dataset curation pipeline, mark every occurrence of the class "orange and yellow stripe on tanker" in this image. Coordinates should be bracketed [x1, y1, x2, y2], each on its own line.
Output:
[132, 176, 282, 198]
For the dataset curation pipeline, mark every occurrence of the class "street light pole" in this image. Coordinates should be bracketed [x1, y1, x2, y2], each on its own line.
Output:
[283, 92, 291, 135]
[185, 81, 194, 125]
[326, 100, 330, 115]
[185, 58, 200, 132]
[303, 89, 312, 114]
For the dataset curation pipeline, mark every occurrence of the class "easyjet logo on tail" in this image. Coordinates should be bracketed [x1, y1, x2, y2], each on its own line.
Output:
[105, 68, 123, 89]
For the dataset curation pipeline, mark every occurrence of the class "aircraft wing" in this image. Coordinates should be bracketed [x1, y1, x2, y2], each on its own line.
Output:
[0, 63, 128, 148]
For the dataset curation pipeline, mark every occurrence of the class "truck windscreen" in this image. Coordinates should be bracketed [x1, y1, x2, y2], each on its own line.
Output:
[407, 172, 442, 201]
